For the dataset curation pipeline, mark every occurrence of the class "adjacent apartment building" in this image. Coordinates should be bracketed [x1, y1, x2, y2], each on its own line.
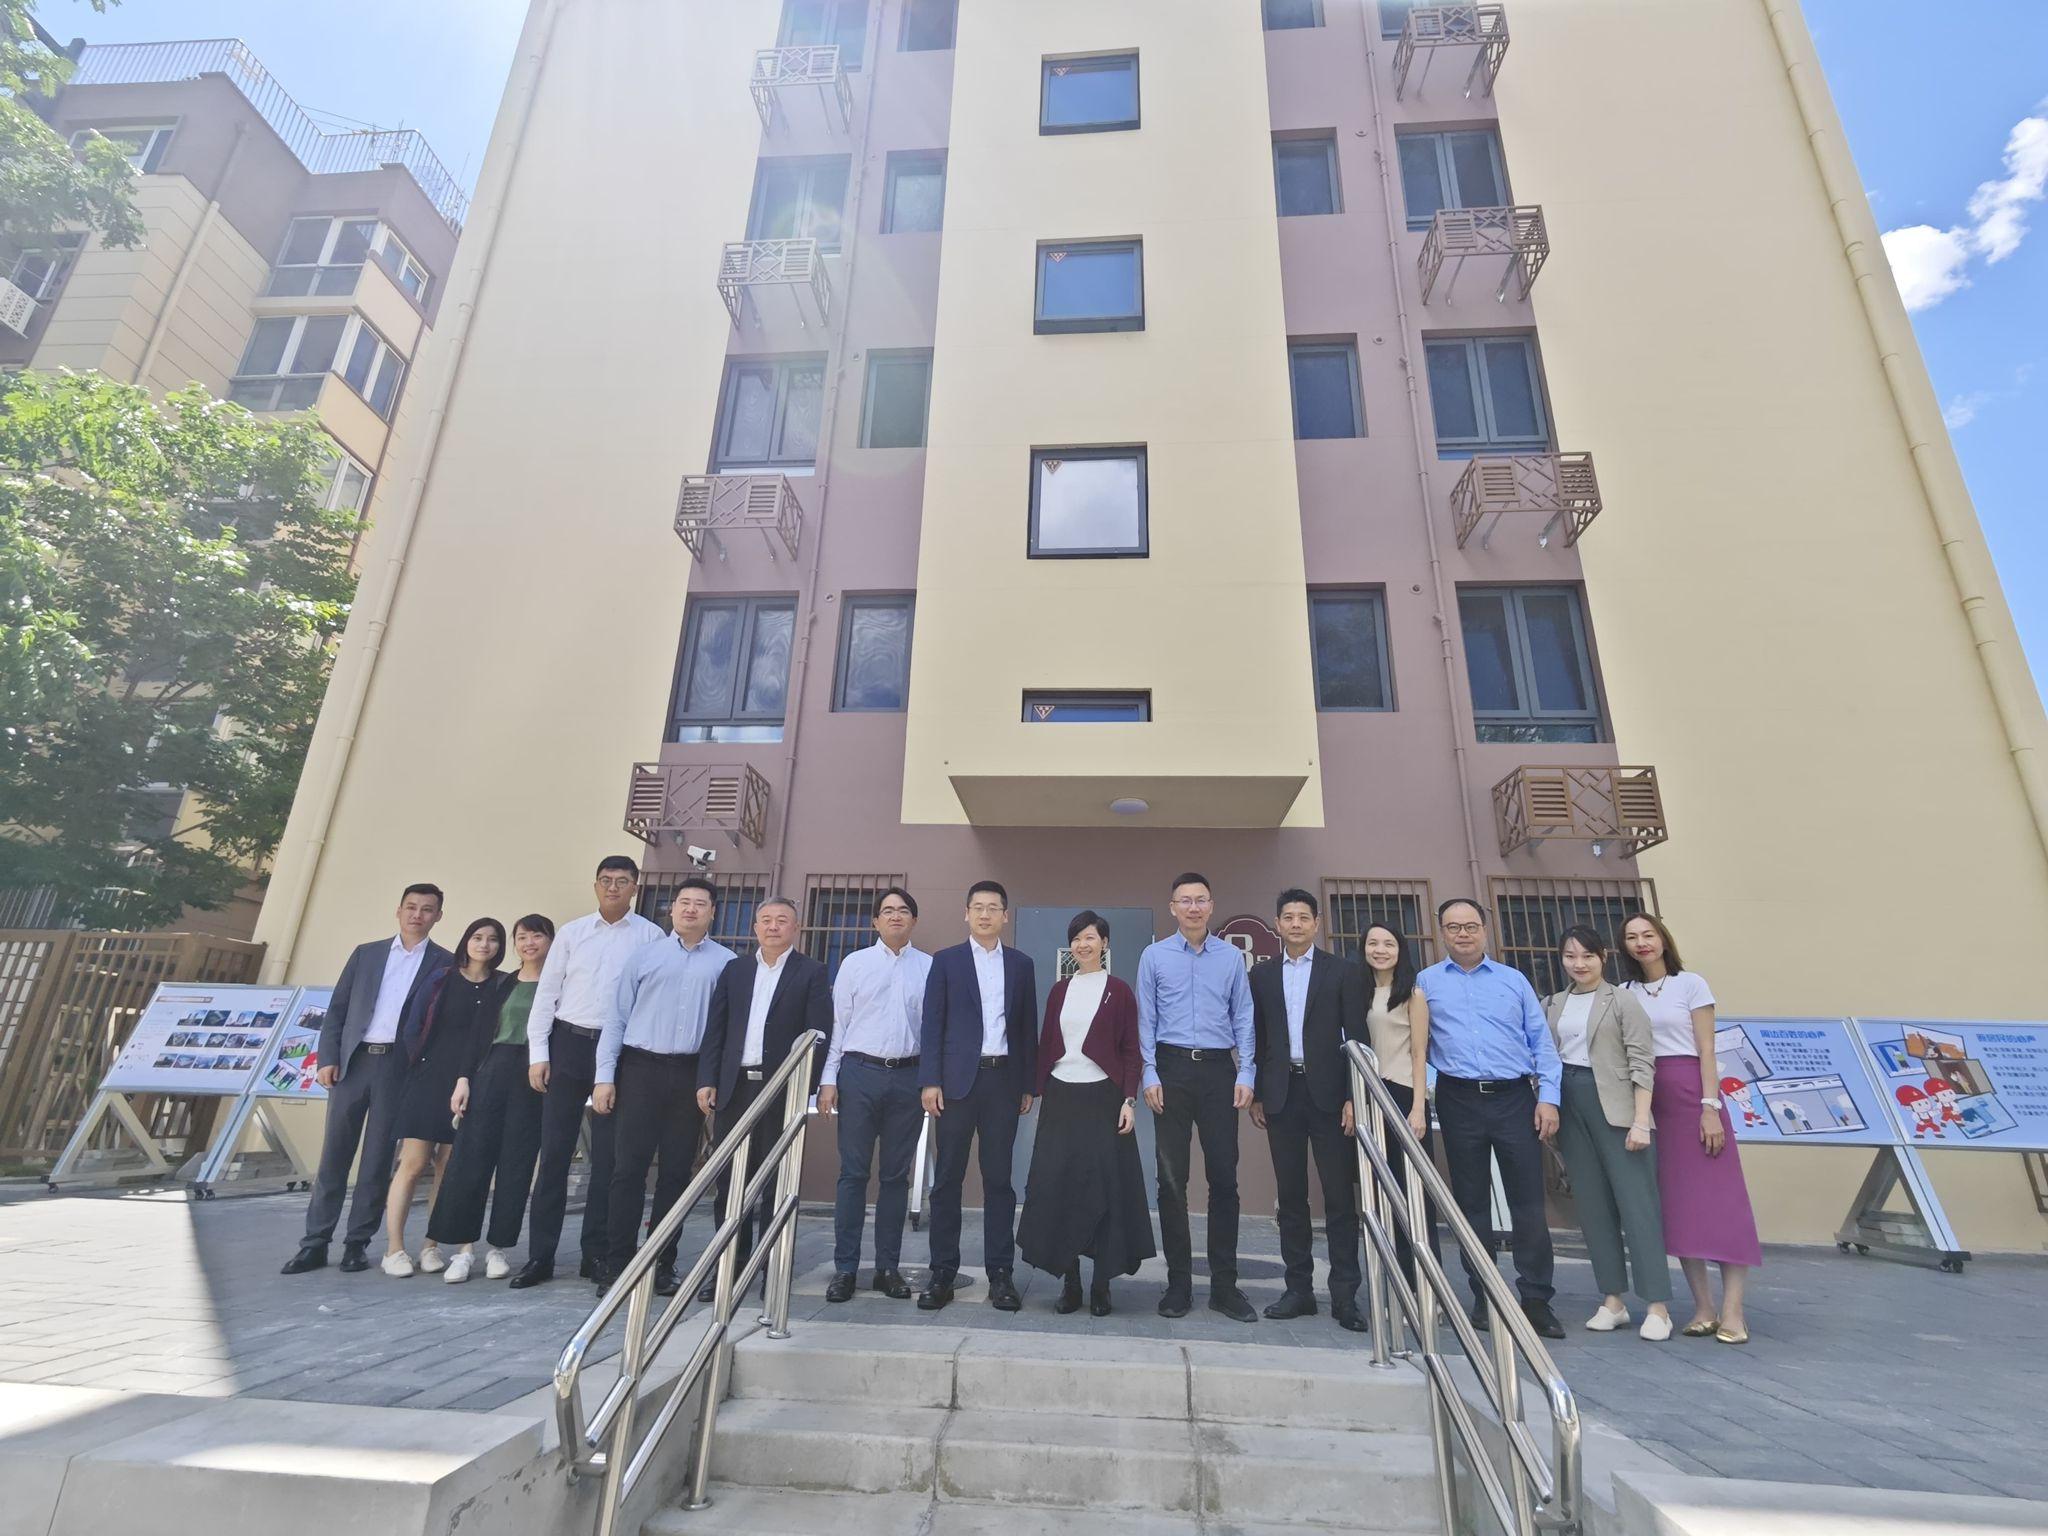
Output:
[254, 0, 2048, 1245]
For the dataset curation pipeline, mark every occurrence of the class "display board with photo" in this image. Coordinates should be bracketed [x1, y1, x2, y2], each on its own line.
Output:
[1853, 1018, 2048, 1151]
[100, 985, 299, 1097]
[253, 988, 334, 1099]
[1713, 1019, 1897, 1147]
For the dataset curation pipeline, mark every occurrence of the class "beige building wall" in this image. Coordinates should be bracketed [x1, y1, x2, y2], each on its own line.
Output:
[256, 0, 781, 985]
[1496, 0, 2048, 1247]
[902, 0, 1323, 830]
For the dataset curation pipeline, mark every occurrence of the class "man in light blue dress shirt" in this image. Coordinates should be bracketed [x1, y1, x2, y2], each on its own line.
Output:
[817, 886, 930, 1304]
[1137, 872, 1258, 1323]
[590, 877, 734, 1297]
[1419, 898, 1565, 1339]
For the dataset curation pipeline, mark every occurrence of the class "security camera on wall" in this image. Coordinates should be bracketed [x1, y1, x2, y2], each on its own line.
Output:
[684, 844, 717, 869]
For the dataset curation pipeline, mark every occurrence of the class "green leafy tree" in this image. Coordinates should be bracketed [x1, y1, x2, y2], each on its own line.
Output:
[0, 371, 360, 926]
[2, 0, 145, 254]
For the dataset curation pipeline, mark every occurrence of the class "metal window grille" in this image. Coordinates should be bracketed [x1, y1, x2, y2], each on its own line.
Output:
[1323, 878, 1438, 967]
[1488, 876, 1660, 998]
[801, 873, 907, 983]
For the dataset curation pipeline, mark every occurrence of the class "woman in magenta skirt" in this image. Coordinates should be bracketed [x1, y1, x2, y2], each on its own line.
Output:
[1621, 913, 1760, 1344]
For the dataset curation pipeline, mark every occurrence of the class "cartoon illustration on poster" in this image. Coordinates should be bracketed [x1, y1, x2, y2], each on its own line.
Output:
[1712, 1020, 1895, 1147]
[100, 985, 297, 1097]
[1854, 1019, 2048, 1151]
[255, 988, 334, 1099]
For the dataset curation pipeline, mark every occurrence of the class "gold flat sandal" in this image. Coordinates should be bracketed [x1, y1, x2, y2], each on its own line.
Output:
[1680, 1318, 1719, 1337]
[1714, 1326, 1749, 1345]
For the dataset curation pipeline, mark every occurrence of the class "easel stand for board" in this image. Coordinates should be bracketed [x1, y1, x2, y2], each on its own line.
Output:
[1835, 1143, 1970, 1273]
[188, 1092, 318, 1199]
[47, 1089, 183, 1190]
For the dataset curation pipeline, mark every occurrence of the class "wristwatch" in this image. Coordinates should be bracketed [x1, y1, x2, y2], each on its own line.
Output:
[1700, 1096, 1722, 1109]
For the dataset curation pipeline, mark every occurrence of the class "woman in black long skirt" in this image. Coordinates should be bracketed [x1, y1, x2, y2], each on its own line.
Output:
[1016, 910, 1155, 1315]
[380, 917, 511, 1277]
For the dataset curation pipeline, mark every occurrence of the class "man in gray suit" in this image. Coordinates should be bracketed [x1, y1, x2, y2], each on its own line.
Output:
[283, 884, 450, 1274]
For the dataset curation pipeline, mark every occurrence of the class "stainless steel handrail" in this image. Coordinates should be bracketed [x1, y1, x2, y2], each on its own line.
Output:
[1345, 1039, 1583, 1535]
[554, 1028, 823, 1536]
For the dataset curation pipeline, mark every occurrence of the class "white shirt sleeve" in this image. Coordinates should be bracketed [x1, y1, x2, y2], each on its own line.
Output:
[526, 922, 574, 1066]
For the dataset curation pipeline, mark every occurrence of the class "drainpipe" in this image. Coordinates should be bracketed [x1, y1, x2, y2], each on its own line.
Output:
[133, 121, 248, 388]
[1355, 5, 1487, 903]
[254, 0, 565, 983]
[1761, 0, 2048, 871]
[766, 7, 887, 897]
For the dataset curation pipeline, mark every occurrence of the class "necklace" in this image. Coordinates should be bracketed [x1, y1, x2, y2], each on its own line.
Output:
[1641, 975, 1669, 997]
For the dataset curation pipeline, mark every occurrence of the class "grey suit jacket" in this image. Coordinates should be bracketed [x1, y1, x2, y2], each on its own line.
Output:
[1541, 980, 1657, 1129]
[318, 936, 453, 1082]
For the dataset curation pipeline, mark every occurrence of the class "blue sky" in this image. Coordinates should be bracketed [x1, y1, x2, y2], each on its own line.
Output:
[49, 0, 2046, 693]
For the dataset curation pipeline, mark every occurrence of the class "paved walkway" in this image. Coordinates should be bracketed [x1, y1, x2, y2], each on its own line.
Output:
[1, 1183, 2044, 1500]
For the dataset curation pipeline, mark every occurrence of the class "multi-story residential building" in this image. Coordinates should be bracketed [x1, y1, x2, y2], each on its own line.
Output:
[255, 0, 2048, 1245]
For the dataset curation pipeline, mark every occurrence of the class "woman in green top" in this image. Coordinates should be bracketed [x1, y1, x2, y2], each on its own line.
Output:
[428, 913, 555, 1283]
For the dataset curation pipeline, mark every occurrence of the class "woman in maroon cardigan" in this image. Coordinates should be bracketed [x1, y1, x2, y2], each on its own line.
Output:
[1016, 910, 1156, 1315]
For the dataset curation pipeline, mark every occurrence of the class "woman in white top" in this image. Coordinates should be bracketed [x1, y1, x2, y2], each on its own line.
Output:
[1015, 911, 1155, 1315]
[1622, 913, 1761, 1345]
[1361, 921, 1439, 1283]
[1541, 926, 1671, 1339]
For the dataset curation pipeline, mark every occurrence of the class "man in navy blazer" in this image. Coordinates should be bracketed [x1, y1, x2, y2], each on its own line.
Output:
[917, 880, 1037, 1311]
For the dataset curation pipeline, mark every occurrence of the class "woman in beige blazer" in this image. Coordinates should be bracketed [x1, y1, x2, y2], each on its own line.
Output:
[1543, 925, 1673, 1340]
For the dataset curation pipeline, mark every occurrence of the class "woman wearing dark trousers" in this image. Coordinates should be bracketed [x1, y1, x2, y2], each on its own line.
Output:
[383, 918, 511, 1277]
[1016, 911, 1155, 1316]
[1362, 921, 1439, 1285]
[429, 914, 554, 1284]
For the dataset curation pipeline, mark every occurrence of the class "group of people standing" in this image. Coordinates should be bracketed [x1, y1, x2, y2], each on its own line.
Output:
[280, 860, 1761, 1347]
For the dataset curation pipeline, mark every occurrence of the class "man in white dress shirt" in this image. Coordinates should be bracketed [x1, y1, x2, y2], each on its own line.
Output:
[512, 855, 663, 1289]
[817, 887, 930, 1303]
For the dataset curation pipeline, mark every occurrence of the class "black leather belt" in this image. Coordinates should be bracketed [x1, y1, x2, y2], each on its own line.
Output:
[847, 1051, 915, 1069]
[979, 1054, 1008, 1070]
[1157, 1044, 1226, 1062]
[1440, 1074, 1532, 1095]
[559, 1022, 602, 1041]
[359, 1042, 392, 1056]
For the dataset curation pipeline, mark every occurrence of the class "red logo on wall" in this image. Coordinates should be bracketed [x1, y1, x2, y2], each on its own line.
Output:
[1215, 915, 1281, 973]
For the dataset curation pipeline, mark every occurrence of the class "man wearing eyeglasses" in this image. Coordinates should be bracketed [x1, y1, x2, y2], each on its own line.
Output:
[1137, 872, 1258, 1324]
[514, 855, 664, 1289]
[1419, 898, 1565, 1339]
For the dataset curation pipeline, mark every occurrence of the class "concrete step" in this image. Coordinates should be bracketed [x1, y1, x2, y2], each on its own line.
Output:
[1198, 1421, 1440, 1531]
[937, 1407, 1198, 1512]
[708, 1398, 945, 1494]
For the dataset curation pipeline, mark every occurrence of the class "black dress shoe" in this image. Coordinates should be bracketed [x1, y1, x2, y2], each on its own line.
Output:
[825, 1271, 858, 1304]
[1522, 1300, 1566, 1340]
[509, 1260, 554, 1289]
[1333, 1303, 1368, 1334]
[578, 1255, 600, 1281]
[1089, 1284, 1113, 1318]
[338, 1241, 371, 1274]
[1209, 1286, 1258, 1324]
[696, 1279, 718, 1305]
[654, 1261, 679, 1297]
[1263, 1290, 1318, 1321]
[917, 1272, 956, 1311]
[1157, 1280, 1191, 1319]
[1469, 1296, 1490, 1332]
[872, 1268, 911, 1300]
[1054, 1272, 1083, 1315]
[987, 1268, 1022, 1312]
[280, 1244, 328, 1276]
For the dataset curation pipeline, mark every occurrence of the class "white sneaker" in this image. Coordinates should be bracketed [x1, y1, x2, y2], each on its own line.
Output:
[381, 1250, 416, 1278]
[1639, 1311, 1674, 1341]
[417, 1244, 447, 1274]
[484, 1249, 511, 1280]
[443, 1252, 474, 1284]
[1585, 1302, 1630, 1331]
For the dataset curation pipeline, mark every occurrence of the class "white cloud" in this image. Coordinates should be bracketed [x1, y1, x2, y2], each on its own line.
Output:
[1882, 105, 2048, 311]
[1943, 391, 1993, 429]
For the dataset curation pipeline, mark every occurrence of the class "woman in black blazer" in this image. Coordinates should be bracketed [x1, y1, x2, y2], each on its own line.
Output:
[1015, 911, 1156, 1315]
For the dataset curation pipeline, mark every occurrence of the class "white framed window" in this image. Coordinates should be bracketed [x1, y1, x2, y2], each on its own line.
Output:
[268, 217, 431, 304]
[4, 233, 84, 302]
[70, 124, 175, 173]
[373, 228, 430, 303]
[320, 449, 374, 516]
[230, 312, 405, 419]
[340, 321, 406, 419]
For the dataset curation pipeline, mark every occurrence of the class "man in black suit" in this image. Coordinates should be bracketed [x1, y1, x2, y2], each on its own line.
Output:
[694, 896, 831, 1303]
[917, 879, 1037, 1312]
[283, 884, 451, 1275]
[1249, 888, 1367, 1331]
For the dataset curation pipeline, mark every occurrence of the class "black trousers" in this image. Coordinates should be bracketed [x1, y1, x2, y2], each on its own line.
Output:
[427, 1043, 544, 1249]
[607, 1047, 705, 1267]
[710, 1072, 793, 1268]
[1380, 1079, 1443, 1288]
[526, 1026, 615, 1269]
[1153, 1047, 1240, 1287]
[927, 1064, 1023, 1277]
[1435, 1075, 1554, 1305]
[1264, 1075, 1361, 1303]
[832, 1056, 923, 1274]
[301, 1043, 405, 1246]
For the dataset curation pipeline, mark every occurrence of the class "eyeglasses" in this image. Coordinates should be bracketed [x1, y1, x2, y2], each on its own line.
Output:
[966, 903, 1006, 917]
[1441, 921, 1484, 936]
[876, 905, 914, 918]
[596, 876, 637, 891]
[1172, 896, 1213, 909]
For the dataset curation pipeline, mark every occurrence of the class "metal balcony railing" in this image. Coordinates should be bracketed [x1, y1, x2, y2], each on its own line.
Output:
[1419, 204, 1548, 304]
[675, 474, 804, 562]
[749, 45, 853, 133]
[69, 41, 468, 232]
[1451, 451, 1601, 549]
[717, 238, 832, 329]
[624, 763, 770, 849]
[1494, 765, 1669, 860]
[1393, 4, 1510, 100]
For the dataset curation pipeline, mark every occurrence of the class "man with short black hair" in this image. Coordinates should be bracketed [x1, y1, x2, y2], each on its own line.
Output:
[817, 886, 930, 1303]
[515, 856, 663, 1289]
[284, 884, 451, 1275]
[917, 880, 1037, 1312]
[592, 877, 732, 1297]
[1138, 872, 1258, 1323]
[1421, 898, 1565, 1339]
